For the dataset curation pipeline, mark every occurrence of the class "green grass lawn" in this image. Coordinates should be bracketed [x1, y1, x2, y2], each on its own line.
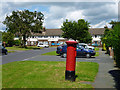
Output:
[95, 52, 99, 56]
[95, 47, 99, 51]
[2, 61, 99, 88]
[41, 51, 58, 56]
[8, 51, 16, 53]
[6, 46, 43, 51]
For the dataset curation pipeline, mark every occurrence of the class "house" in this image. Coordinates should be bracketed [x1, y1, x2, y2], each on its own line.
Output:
[14, 28, 106, 46]
[89, 28, 105, 46]
[26, 29, 67, 46]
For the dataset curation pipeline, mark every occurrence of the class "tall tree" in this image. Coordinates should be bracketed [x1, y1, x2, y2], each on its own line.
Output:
[3, 10, 44, 47]
[2, 32, 14, 47]
[61, 19, 92, 43]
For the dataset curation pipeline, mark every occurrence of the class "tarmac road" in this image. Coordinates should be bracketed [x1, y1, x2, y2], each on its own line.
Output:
[2, 47, 56, 64]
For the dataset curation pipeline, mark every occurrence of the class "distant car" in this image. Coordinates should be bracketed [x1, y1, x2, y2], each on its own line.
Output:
[0, 46, 8, 55]
[78, 43, 95, 50]
[37, 43, 49, 48]
[60, 45, 96, 58]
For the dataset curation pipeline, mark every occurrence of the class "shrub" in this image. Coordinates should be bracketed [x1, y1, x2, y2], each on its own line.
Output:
[14, 40, 21, 46]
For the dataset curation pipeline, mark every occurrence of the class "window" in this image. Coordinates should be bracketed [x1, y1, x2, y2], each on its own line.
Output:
[38, 36, 41, 38]
[95, 35, 97, 38]
[44, 36, 48, 38]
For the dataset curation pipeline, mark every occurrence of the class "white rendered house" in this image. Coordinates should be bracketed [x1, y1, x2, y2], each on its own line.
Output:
[14, 28, 105, 46]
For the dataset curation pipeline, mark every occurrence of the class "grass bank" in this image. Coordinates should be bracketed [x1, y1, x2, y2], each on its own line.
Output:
[6, 46, 43, 51]
[41, 51, 58, 56]
[8, 51, 16, 53]
[2, 61, 99, 88]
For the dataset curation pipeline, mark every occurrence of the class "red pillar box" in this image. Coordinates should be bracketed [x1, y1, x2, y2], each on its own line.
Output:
[65, 41, 78, 81]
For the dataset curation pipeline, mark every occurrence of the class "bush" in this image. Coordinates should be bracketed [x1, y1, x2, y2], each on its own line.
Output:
[14, 40, 21, 46]
[102, 23, 120, 68]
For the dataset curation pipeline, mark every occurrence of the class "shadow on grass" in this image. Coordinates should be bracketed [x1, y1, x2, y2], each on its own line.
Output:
[108, 70, 120, 90]
[75, 75, 78, 80]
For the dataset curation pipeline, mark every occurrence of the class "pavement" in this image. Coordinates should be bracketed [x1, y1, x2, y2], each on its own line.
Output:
[2, 47, 120, 89]
[91, 48, 118, 89]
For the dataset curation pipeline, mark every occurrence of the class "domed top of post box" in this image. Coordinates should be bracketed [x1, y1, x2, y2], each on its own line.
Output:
[66, 41, 78, 45]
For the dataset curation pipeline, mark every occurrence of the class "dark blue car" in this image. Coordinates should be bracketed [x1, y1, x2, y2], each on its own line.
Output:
[56, 44, 66, 55]
[58, 45, 96, 58]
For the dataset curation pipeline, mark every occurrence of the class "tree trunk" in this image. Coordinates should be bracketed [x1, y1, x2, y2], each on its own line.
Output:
[23, 35, 27, 48]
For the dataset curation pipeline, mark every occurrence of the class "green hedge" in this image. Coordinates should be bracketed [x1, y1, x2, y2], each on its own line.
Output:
[102, 24, 120, 68]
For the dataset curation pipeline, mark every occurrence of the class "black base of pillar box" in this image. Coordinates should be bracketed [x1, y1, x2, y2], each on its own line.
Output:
[65, 70, 75, 81]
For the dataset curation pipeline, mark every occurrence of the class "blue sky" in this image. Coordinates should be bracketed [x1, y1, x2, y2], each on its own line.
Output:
[0, 0, 119, 31]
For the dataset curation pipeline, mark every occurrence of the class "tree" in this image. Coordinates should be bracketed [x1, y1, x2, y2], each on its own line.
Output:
[111, 24, 120, 67]
[3, 10, 44, 47]
[61, 19, 92, 43]
[109, 20, 120, 28]
[102, 21, 120, 67]
[2, 32, 14, 47]
[101, 28, 113, 54]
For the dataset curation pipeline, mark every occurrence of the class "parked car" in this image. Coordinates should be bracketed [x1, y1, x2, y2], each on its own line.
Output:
[56, 45, 62, 55]
[0, 46, 8, 55]
[78, 43, 95, 50]
[59, 45, 96, 58]
[37, 43, 49, 48]
[56, 44, 67, 55]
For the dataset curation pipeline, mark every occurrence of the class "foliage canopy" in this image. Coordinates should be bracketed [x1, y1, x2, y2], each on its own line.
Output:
[61, 19, 92, 43]
[3, 10, 44, 47]
[102, 21, 120, 67]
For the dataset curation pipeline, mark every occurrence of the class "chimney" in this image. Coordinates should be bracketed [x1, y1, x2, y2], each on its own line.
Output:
[42, 27, 46, 35]
[43, 27, 46, 32]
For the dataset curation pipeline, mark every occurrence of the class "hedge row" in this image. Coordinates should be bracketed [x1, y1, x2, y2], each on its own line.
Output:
[102, 24, 120, 68]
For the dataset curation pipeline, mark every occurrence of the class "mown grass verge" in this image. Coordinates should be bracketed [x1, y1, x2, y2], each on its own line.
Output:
[95, 52, 99, 56]
[8, 51, 16, 53]
[6, 46, 43, 51]
[2, 61, 99, 88]
[95, 47, 99, 51]
[41, 51, 58, 56]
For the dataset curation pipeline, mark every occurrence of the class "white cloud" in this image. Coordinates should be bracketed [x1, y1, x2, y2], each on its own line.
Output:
[44, 18, 64, 29]
[1, 2, 118, 30]
[2, 0, 116, 2]
[65, 10, 85, 21]
[91, 21, 112, 28]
